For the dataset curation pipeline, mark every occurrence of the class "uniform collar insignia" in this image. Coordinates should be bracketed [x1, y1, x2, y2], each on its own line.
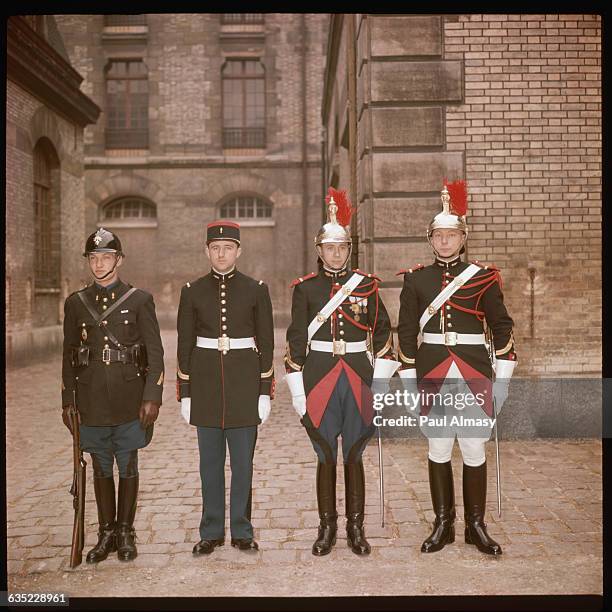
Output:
[323, 267, 348, 278]
[212, 266, 237, 281]
[435, 255, 462, 269]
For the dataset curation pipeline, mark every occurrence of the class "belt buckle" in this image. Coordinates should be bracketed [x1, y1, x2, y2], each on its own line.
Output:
[102, 347, 111, 364]
[217, 337, 230, 352]
[333, 339, 346, 355]
[444, 332, 458, 346]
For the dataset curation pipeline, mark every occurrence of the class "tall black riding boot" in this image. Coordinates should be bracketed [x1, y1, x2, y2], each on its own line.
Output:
[312, 462, 338, 556]
[344, 462, 371, 555]
[463, 462, 502, 556]
[86, 476, 117, 564]
[116, 476, 139, 561]
[421, 459, 456, 553]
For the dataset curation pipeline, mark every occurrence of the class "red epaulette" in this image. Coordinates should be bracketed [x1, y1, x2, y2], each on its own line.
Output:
[290, 272, 317, 287]
[396, 263, 424, 276]
[471, 260, 499, 271]
[353, 269, 381, 281]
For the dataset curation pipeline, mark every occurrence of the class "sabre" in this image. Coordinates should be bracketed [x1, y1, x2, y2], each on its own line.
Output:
[493, 400, 502, 519]
[486, 327, 502, 519]
[367, 327, 386, 528]
[377, 423, 385, 527]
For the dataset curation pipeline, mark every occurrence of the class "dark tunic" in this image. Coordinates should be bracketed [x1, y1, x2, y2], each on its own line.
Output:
[176, 268, 274, 428]
[285, 267, 394, 427]
[397, 256, 516, 416]
[61, 279, 165, 426]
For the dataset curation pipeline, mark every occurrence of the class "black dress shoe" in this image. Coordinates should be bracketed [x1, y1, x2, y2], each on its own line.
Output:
[231, 538, 259, 551]
[192, 538, 224, 555]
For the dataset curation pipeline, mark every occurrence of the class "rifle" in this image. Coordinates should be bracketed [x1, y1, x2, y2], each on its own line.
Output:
[68, 390, 86, 568]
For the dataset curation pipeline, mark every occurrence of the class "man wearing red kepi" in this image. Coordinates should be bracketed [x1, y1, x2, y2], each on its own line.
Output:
[397, 180, 517, 556]
[285, 188, 399, 557]
[177, 220, 274, 555]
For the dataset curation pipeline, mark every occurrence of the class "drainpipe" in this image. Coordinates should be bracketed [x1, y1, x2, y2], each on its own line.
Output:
[346, 13, 358, 269]
[301, 14, 309, 273]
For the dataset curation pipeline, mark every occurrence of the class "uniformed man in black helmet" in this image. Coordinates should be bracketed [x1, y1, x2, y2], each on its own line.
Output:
[177, 220, 274, 555]
[61, 227, 164, 563]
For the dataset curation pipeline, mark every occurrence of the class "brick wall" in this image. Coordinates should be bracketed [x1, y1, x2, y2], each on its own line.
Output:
[444, 14, 601, 375]
[56, 14, 328, 325]
[6, 79, 90, 362]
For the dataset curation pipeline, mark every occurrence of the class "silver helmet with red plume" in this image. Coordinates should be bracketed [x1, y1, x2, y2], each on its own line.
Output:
[427, 179, 469, 238]
[315, 187, 355, 246]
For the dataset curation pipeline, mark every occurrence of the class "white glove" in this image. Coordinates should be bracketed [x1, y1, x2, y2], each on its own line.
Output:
[285, 371, 307, 417]
[180, 397, 191, 424]
[371, 358, 402, 395]
[493, 359, 516, 414]
[258, 395, 271, 424]
[398, 368, 420, 412]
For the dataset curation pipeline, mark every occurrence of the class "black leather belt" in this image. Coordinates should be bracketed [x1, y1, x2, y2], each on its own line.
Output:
[93, 348, 136, 365]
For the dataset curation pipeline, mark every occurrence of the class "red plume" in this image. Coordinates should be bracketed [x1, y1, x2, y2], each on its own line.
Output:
[326, 187, 355, 227]
[444, 179, 468, 217]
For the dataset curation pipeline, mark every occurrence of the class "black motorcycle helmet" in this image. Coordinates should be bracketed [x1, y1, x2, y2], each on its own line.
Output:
[82, 227, 124, 258]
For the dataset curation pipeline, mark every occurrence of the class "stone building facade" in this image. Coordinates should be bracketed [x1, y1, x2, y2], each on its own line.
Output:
[55, 13, 329, 326]
[322, 14, 601, 376]
[6, 16, 100, 364]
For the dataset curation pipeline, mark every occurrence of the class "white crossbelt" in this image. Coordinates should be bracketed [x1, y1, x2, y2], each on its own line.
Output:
[196, 336, 256, 351]
[307, 272, 365, 342]
[310, 340, 368, 354]
[419, 263, 481, 332]
[422, 332, 486, 346]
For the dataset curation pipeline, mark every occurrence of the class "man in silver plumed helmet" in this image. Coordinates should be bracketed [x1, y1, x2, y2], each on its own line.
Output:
[285, 188, 398, 557]
[314, 195, 353, 273]
[397, 180, 517, 557]
[426, 183, 468, 260]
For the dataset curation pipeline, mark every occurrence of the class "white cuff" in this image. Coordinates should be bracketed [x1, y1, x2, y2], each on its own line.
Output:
[180, 397, 191, 424]
[398, 368, 417, 380]
[373, 358, 401, 380]
[495, 359, 516, 380]
[285, 371, 305, 398]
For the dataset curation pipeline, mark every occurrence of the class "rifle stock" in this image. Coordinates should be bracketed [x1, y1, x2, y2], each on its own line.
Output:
[69, 391, 86, 568]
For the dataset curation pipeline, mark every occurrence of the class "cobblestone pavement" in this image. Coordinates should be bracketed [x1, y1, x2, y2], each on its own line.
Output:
[6, 330, 602, 597]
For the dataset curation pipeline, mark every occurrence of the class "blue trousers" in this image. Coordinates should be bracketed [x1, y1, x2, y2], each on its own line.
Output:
[79, 418, 148, 477]
[196, 425, 258, 540]
[303, 370, 375, 465]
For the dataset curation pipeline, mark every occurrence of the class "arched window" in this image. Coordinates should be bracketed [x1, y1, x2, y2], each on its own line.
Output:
[222, 59, 265, 148]
[220, 195, 272, 219]
[32, 139, 61, 327]
[33, 141, 60, 289]
[102, 197, 157, 220]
